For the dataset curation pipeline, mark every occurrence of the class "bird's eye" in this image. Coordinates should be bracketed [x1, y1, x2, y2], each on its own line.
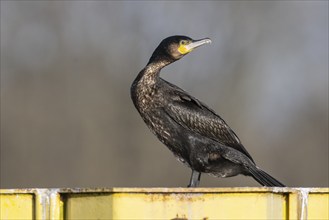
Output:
[180, 40, 189, 45]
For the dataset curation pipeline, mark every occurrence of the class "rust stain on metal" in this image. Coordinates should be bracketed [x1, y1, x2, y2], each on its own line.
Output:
[171, 214, 188, 220]
[142, 193, 206, 202]
[171, 214, 208, 220]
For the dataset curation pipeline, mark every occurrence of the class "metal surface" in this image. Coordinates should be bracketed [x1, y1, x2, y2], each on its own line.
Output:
[0, 188, 328, 220]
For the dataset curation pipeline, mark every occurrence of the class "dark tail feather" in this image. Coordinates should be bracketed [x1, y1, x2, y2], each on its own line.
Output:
[248, 166, 286, 187]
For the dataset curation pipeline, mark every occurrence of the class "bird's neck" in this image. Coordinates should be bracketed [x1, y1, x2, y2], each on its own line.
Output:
[140, 58, 171, 80]
[147, 56, 172, 72]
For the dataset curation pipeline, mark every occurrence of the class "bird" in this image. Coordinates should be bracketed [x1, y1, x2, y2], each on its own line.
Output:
[130, 35, 285, 187]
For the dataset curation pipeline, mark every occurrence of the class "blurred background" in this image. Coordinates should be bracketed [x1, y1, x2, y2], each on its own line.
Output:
[1, 1, 328, 188]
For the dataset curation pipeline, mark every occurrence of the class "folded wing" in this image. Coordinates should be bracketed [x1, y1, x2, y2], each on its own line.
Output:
[162, 80, 254, 162]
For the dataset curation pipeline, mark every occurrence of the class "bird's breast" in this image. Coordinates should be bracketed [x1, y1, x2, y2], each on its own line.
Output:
[132, 77, 165, 110]
[131, 76, 190, 162]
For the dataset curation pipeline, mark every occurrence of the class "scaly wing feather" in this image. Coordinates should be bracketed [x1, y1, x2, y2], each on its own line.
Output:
[161, 79, 254, 162]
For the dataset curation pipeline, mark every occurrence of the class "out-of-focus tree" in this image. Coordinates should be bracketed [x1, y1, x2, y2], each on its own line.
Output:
[1, 1, 328, 188]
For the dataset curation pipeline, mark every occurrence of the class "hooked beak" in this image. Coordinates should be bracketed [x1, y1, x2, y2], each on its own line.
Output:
[185, 38, 212, 51]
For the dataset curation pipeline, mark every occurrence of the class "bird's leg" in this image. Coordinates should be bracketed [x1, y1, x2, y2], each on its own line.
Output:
[187, 170, 201, 187]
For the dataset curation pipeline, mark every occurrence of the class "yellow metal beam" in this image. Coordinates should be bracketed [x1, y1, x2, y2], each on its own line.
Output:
[0, 188, 328, 220]
[0, 193, 34, 220]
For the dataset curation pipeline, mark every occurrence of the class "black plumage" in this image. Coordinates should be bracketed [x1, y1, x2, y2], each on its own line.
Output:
[130, 35, 285, 187]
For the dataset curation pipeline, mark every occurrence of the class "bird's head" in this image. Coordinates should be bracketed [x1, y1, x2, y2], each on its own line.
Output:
[148, 35, 211, 65]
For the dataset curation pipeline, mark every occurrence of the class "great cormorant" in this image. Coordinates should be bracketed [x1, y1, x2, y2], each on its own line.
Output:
[130, 35, 285, 187]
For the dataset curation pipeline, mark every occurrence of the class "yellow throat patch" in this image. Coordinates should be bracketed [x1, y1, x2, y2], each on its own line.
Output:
[178, 45, 192, 55]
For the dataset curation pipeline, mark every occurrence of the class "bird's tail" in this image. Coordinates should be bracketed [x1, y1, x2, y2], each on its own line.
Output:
[248, 166, 286, 187]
